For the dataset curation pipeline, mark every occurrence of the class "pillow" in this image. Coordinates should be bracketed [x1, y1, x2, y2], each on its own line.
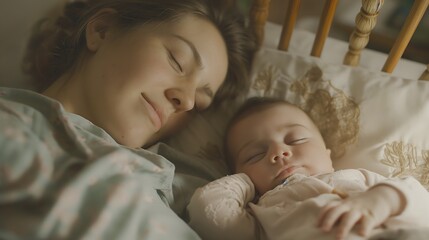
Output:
[165, 48, 429, 190]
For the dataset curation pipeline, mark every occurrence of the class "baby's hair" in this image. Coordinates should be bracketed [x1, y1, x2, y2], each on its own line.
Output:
[223, 97, 307, 172]
[23, 0, 256, 106]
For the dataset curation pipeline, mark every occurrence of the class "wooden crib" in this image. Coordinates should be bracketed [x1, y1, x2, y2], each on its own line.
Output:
[244, 0, 429, 80]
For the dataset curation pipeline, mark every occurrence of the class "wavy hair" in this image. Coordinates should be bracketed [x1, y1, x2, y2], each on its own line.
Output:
[23, 0, 256, 106]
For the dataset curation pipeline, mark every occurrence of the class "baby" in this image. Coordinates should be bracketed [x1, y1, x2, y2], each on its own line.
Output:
[187, 97, 429, 240]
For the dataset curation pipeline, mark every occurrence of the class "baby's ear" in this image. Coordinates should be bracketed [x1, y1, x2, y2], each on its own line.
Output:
[85, 8, 118, 51]
[326, 148, 334, 171]
[326, 148, 331, 157]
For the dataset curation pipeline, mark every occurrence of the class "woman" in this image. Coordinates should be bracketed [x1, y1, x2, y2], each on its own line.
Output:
[0, 0, 255, 239]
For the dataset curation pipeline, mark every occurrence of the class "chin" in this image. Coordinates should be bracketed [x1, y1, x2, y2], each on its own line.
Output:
[110, 127, 149, 149]
[115, 137, 144, 149]
[142, 138, 158, 149]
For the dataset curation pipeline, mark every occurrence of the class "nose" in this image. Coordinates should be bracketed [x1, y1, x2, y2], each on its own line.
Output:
[165, 88, 195, 112]
[270, 145, 292, 164]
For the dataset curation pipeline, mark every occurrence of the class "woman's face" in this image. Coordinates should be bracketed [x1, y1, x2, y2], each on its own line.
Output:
[61, 14, 228, 148]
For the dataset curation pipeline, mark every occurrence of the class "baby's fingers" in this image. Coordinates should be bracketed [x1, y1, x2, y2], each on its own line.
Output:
[318, 202, 346, 232]
[335, 211, 361, 240]
[358, 211, 377, 237]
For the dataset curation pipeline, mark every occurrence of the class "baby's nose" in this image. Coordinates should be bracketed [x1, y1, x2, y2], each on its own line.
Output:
[271, 150, 293, 164]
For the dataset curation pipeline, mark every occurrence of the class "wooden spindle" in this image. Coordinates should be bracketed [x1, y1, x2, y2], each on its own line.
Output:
[278, 0, 301, 51]
[419, 64, 429, 81]
[311, 0, 339, 57]
[383, 0, 429, 73]
[343, 0, 384, 66]
[249, 0, 272, 48]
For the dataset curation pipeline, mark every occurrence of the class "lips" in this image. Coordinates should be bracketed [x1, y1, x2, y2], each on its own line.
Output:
[275, 166, 299, 180]
[141, 93, 163, 130]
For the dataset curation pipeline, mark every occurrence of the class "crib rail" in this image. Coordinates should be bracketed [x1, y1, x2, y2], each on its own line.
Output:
[343, 0, 383, 67]
[381, 0, 429, 74]
[248, 0, 429, 80]
[249, 0, 271, 47]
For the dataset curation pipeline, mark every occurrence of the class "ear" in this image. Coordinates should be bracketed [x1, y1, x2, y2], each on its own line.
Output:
[326, 148, 335, 171]
[85, 8, 118, 52]
[326, 148, 331, 156]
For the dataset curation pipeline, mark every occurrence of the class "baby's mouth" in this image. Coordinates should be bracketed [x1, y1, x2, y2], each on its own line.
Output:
[275, 166, 299, 180]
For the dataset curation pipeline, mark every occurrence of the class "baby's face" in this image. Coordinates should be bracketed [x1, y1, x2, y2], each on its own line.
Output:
[227, 103, 334, 195]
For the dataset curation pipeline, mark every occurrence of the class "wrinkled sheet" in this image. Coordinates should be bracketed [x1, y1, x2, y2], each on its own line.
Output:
[369, 228, 429, 240]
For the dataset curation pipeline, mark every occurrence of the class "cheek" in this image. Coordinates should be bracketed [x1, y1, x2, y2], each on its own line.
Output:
[108, 46, 167, 87]
[303, 147, 333, 172]
[117, 58, 152, 83]
[239, 164, 270, 184]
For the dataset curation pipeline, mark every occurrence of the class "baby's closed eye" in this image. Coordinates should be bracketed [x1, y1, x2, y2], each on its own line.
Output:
[287, 138, 309, 145]
[246, 152, 266, 163]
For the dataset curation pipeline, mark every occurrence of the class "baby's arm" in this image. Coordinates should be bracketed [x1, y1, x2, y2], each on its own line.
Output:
[187, 173, 261, 240]
[318, 169, 429, 240]
[374, 176, 429, 227]
[318, 183, 404, 240]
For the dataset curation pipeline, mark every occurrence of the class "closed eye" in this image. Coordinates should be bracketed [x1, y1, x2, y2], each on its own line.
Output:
[167, 50, 183, 73]
[246, 152, 266, 163]
[288, 138, 308, 145]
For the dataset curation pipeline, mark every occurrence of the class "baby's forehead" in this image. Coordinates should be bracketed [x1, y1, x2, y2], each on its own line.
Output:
[228, 103, 319, 138]
[238, 103, 307, 123]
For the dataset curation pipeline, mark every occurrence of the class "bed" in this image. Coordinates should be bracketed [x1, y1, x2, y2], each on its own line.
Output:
[166, 0, 429, 189]
[0, 0, 428, 239]
[165, 0, 429, 239]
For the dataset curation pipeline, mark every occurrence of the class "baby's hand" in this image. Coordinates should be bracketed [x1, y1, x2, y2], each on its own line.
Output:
[317, 185, 404, 240]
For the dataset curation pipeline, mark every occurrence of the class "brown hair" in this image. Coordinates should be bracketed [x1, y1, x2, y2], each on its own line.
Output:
[23, 0, 256, 106]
